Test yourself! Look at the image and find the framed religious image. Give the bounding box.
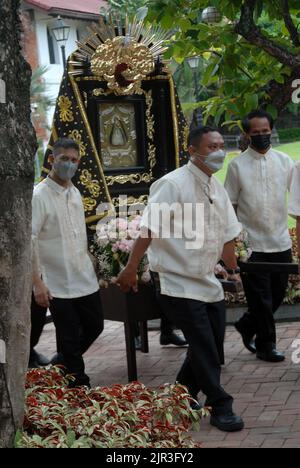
[99,101,138,170]
[94,95,148,174]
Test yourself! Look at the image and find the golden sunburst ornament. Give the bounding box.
[69,14,171,95]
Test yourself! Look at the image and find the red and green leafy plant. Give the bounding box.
[16,367,208,448]
[283,228,300,305]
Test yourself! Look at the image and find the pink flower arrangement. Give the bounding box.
[90,215,150,287]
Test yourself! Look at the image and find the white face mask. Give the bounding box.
[191,149,226,173]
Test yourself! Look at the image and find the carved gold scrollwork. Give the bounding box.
[68,130,87,157]
[112,195,149,206]
[93,88,108,97]
[91,37,155,96]
[82,197,97,213]
[106,172,152,186]
[183,125,189,152]
[58,96,74,122]
[145,91,155,140]
[79,169,101,198]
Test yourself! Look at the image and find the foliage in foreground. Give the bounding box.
[15,367,207,448]
[106,0,300,126]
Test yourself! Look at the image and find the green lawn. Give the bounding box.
[216,141,300,228]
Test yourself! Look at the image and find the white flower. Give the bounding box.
[118,231,127,240]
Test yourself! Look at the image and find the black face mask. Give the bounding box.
[250,134,271,151]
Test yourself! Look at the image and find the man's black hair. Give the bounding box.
[242,110,274,133]
[52,138,80,155]
[188,126,218,147]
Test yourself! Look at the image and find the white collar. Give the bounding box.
[45,176,74,194]
[187,161,212,184]
[247,146,273,160]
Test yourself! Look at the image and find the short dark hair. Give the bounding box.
[188,126,218,147]
[52,138,80,156]
[242,110,274,133]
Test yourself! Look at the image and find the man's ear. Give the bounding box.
[188,145,195,156]
[48,153,54,166]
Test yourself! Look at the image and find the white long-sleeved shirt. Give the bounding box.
[288,160,300,218]
[225,147,293,253]
[140,161,242,303]
[32,177,99,299]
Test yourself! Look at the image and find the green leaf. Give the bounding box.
[224,81,235,96]
[266,104,278,119]
[274,74,285,84]
[178,18,192,31]
[246,93,259,112]
[66,430,77,447]
[14,430,23,448]
[214,106,225,126]
[202,60,220,86]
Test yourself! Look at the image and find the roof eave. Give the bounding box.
[48,8,102,21]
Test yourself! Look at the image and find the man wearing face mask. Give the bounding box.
[32,138,104,387]
[115,126,245,432]
[225,110,294,363]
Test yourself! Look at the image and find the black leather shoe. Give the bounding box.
[234,321,256,354]
[29,349,50,368]
[256,344,285,363]
[210,412,244,432]
[160,332,187,347]
[190,401,203,411]
[50,352,66,367]
[35,351,50,366]
[28,359,39,369]
[69,376,91,389]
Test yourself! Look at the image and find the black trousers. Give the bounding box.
[30,294,48,355]
[134,313,175,338]
[49,290,104,386]
[155,291,233,415]
[160,314,174,335]
[239,249,292,351]
[30,294,61,359]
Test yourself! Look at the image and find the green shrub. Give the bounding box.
[277,128,300,143]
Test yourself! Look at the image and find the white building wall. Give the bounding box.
[34,9,91,129]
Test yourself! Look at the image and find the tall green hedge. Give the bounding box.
[278,128,300,143]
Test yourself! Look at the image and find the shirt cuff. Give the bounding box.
[224,222,242,244]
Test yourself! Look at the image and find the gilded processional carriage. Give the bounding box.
[41,14,189,235]
[40,15,300,382]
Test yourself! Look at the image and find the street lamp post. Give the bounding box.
[185,7,222,129]
[187,56,203,129]
[51,16,70,68]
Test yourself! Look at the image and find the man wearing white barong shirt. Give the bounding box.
[225,110,294,363]
[32,138,103,387]
[116,127,244,433]
[288,161,300,269]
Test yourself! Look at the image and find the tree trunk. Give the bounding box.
[235,0,300,115]
[0,0,36,448]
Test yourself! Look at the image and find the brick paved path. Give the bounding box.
[36,321,300,448]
